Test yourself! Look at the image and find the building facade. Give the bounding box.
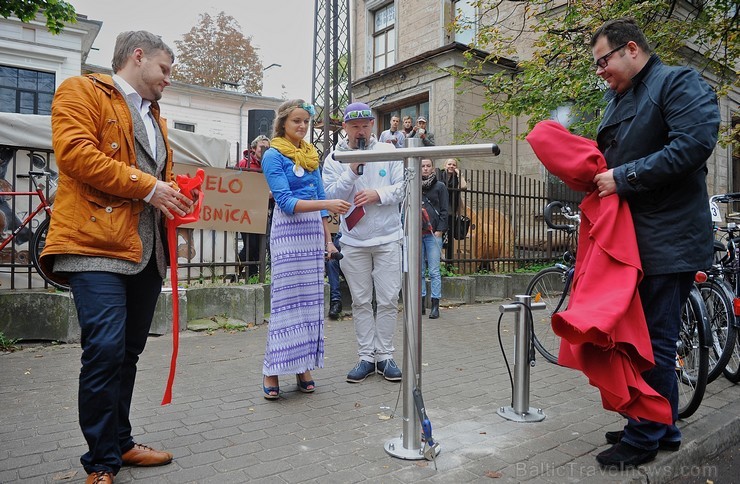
[351,0,541,177]
[350,0,737,194]
[0,12,282,166]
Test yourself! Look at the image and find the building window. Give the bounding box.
[174,122,195,132]
[0,66,55,115]
[453,0,478,46]
[373,3,395,71]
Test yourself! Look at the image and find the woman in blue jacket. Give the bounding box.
[260,99,350,399]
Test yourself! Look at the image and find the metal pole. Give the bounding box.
[498,295,547,422]
[322,0,331,158]
[331,143,500,164]
[332,142,499,458]
[386,136,423,458]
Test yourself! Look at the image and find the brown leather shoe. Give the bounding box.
[86,471,114,483]
[121,443,173,467]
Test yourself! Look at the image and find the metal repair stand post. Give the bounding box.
[497,295,547,422]
[333,139,500,460]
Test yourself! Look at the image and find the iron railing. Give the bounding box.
[0,146,581,290]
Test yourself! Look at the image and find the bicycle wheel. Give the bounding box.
[30,217,69,291]
[697,279,737,382]
[526,266,569,364]
[723,336,740,383]
[677,285,709,419]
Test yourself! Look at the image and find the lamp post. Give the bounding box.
[262,63,283,99]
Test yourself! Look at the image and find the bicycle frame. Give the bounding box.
[0,179,52,251]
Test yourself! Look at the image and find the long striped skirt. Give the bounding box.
[263,206,325,376]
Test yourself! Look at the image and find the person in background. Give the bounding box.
[326,231,344,320]
[236,135,271,278]
[260,99,350,400]
[437,158,468,260]
[420,158,448,319]
[238,134,270,171]
[590,18,720,468]
[379,115,405,148]
[407,116,435,146]
[401,115,414,138]
[323,102,405,383]
[41,31,192,484]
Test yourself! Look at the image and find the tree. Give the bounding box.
[0,0,76,34]
[451,0,738,145]
[172,12,263,94]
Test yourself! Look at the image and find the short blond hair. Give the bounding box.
[112,31,174,73]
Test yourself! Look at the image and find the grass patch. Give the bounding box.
[0,332,20,352]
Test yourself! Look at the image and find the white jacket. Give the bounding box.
[323,139,405,247]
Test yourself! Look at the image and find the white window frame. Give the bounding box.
[367,1,396,73]
[453,0,478,46]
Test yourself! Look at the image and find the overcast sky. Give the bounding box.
[69,0,315,100]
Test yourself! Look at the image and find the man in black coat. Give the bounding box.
[591,18,720,468]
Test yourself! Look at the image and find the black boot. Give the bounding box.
[429,298,440,319]
[328,300,342,320]
[421,296,426,315]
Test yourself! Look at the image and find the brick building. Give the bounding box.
[350,0,737,194]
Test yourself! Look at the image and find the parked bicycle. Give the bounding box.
[677,275,710,418]
[526,200,710,418]
[0,170,67,290]
[704,192,740,383]
[526,200,579,364]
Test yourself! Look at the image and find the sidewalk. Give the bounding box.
[1,302,738,483]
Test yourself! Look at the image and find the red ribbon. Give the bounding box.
[161,168,205,405]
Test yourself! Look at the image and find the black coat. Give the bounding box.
[422,180,449,233]
[597,55,720,275]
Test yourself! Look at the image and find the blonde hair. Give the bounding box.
[250,135,270,148]
[112,31,174,73]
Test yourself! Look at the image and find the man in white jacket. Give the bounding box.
[323,102,406,383]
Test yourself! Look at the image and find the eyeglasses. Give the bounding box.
[594,43,627,69]
[344,109,373,121]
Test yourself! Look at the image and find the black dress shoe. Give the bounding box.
[328,300,342,320]
[596,442,657,469]
[605,430,680,451]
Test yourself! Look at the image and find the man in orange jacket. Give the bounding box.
[41,31,194,484]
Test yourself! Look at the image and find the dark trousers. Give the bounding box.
[239,232,261,278]
[622,271,694,450]
[326,233,342,301]
[69,258,162,474]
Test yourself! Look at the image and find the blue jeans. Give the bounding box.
[68,258,163,474]
[326,233,342,302]
[621,272,694,450]
[421,233,443,299]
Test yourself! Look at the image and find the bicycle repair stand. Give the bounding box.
[497,295,547,422]
[333,138,500,462]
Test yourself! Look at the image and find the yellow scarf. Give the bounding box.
[270,137,320,172]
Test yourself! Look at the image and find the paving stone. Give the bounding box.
[1,302,739,483]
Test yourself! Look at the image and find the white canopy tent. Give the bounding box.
[0,112,240,291]
[0,112,231,168]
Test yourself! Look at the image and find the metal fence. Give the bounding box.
[445,169,582,274]
[0,146,581,290]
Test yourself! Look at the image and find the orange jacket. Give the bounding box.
[40,74,173,280]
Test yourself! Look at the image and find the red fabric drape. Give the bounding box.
[161,168,205,405]
[526,120,671,425]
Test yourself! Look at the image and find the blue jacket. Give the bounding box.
[597,55,720,275]
[261,147,328,218]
